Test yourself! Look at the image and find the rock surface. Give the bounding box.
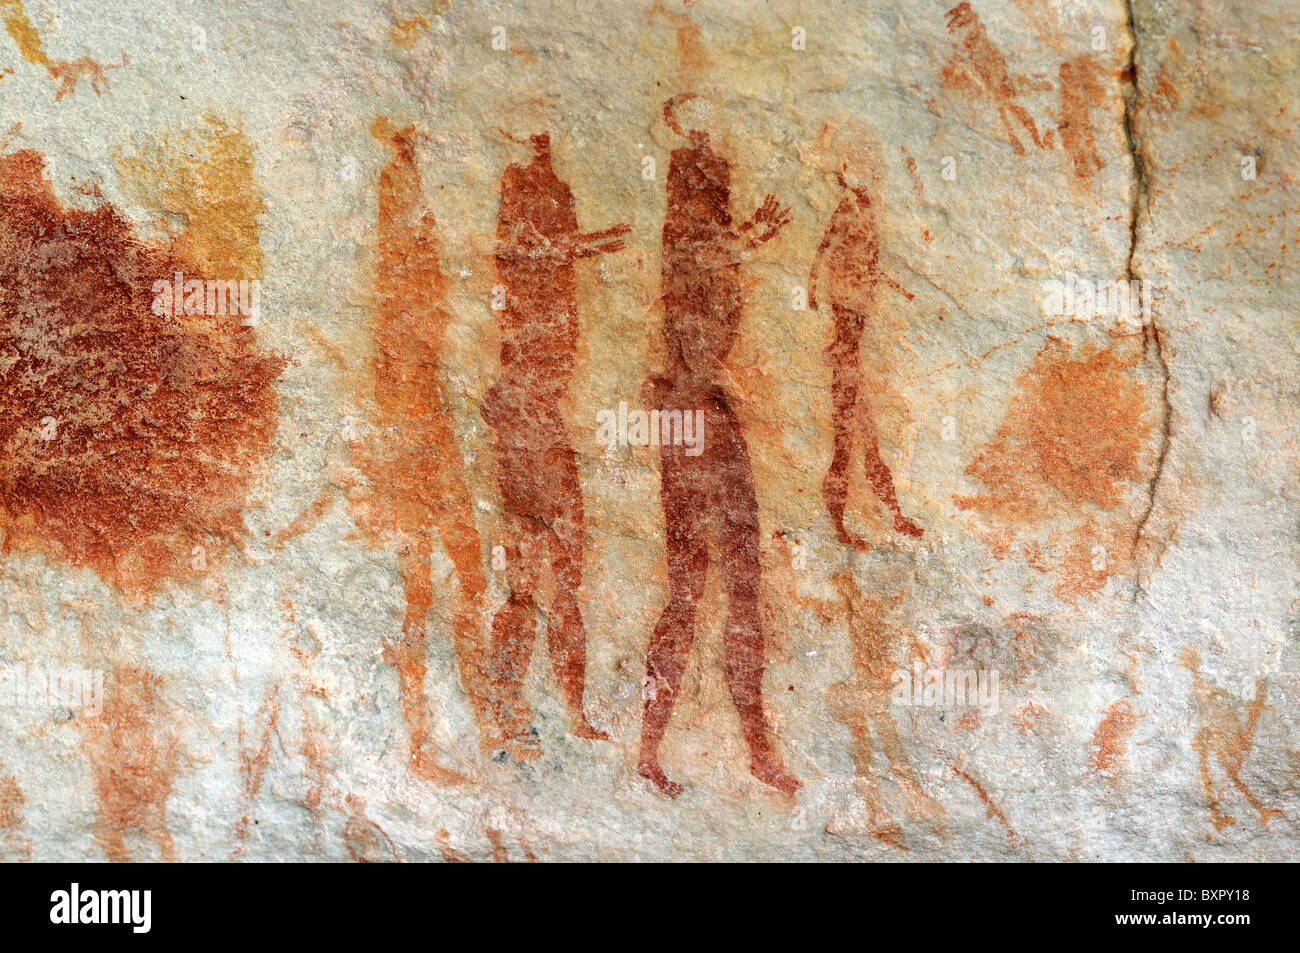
[0,0,1295,861]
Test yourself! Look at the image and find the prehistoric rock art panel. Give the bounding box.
[0,0,1292,865]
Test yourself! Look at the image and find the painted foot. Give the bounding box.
[751,758,800,797]
[574,718,612,742]
[893,514,924,538]
[638,761,684,798]
[834,526,869,551]
[412,748,467,786]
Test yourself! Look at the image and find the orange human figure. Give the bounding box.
[363,118,492,780]
[482,133,628,759]
[809,153,923,548]
[1180,646,1282,830]
[942,2,1044,156]
[637,95,798,799]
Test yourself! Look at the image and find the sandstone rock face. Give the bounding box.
[0,0,1294,861]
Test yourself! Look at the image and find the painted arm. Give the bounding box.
[881,272,915,301]
[572,223,631,260]
[737,195,791,251]
[808,229,834,310]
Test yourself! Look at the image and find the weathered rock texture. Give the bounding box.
[0,0,1295,861]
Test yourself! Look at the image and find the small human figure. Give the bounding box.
[942,2,1044,156]
[1180,646,1282,830]
[809,146,923,548]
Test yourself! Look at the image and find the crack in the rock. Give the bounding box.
[1122,0,1173,600]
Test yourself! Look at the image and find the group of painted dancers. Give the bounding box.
[369,96,923,798]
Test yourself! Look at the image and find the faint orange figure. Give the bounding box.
[942,2,1043,156]
[365,118,492,781]
[638,95,798,798]
[827,573,946,846]
[809,146,923,548]
[1180,646,1282,830]
[483,133,629,759]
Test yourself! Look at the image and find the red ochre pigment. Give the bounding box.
[0,149,283,596]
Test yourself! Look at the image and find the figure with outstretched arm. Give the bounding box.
[638,94,799,799]
[809,163,923,549]
[483,132,629,761]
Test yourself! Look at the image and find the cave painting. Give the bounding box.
[941,2,1044,156]
[353,118,494,781]
[1180,646,1282,831]
[482,132,629,759]
[637,94,798,799]
[827,573,946,847]
[809,140,924,548]
[0,0,126,99]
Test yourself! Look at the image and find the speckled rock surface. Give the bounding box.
[0,0,1295,861]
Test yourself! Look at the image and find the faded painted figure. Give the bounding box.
[483,133,629,759]
[366,118,491,781]
[1180,646,1282,831]
[809,144,923,547]
[941,2,1043,156]
[638,95,798,798]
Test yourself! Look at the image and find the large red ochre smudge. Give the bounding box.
[0,149,284,595]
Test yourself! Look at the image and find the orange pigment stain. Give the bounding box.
[0,126,283,599]
[956,338,1155,599]
[1090,698,1139,780]
[0,762,32,861]
[1057,55,1106,184]
[1011,701,1047,737]
[81,666,182,862]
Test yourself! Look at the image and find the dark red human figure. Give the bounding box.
[638,95,799,798]
[809,165,924,548]
[482,133,629,759]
